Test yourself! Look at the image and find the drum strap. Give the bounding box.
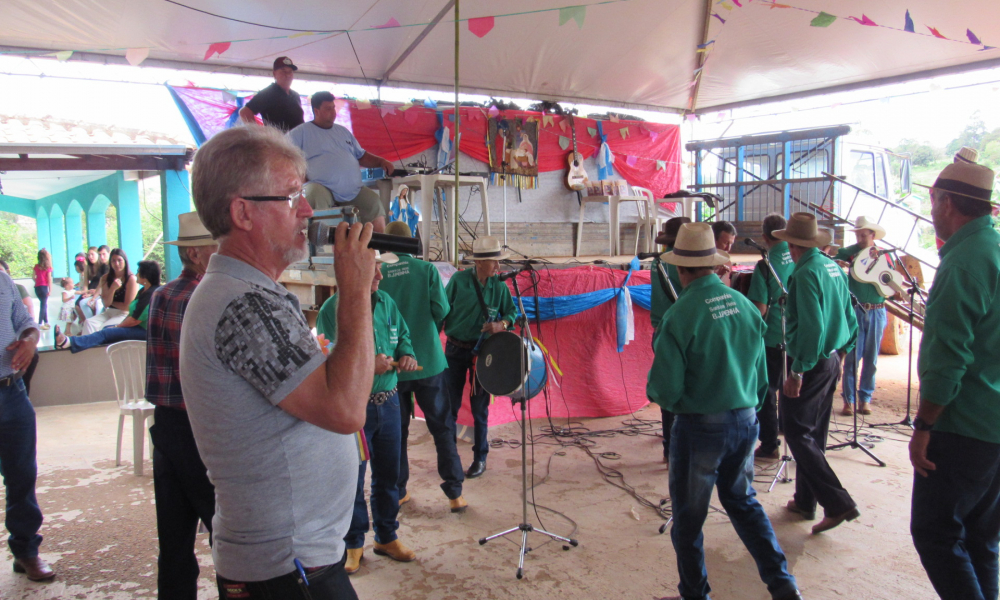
[654,258,671,298]
[472,275,492,324]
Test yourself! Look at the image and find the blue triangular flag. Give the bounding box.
[904,10,915,33]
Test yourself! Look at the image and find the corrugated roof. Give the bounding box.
[0,115,186,146]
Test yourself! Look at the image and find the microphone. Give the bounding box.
[744,238,768,255]
[497,270,521,282]
[307,221,421,255]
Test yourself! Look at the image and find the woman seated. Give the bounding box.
[81,248,139,335]
[55,260,161,353]
[75,246,108,329]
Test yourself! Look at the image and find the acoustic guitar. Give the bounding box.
[564,114,589,191]
[850,248,905,298]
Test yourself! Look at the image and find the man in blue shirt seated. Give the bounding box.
[288,91,396,232]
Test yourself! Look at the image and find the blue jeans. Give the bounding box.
[345,394,401,549]
[34,286,49,325]
[842,306,886,405]
[669,407,797,600]
[398,372,465,499]
[0,379,44,560]
[69,325,146,353]
[911,430,1000,600]
[444,342,491,463]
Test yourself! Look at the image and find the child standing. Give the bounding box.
[58,277,78,326]
[33,249,53,330]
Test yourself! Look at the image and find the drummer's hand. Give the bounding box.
[714,264,731,278]
[482,321,506,334]
[374,353,394,375]
[397,356,419,372]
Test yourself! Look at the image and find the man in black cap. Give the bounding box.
[239,56,304,132]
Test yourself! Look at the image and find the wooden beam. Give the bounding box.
[0,156,188,171]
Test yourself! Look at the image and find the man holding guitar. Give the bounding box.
[833,216,891,417]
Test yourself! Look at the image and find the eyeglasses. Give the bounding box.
[242,189,306,209]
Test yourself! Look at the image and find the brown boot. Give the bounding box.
[398,491,411,506]
[812,507,861,534]
[840,404,854,416]
[344,548,363,574]
[449,495,468,513]
[858,402,872,415]
[13,556,55,581]
[373,539,416,562]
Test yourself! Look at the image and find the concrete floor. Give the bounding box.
[0,348,935,599]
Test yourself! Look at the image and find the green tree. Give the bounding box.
[0,213,39,278]
[894,139,942,167]
[945,112,987,156]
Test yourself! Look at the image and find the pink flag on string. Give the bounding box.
[204,42,231,60]
[648,130,658,142]
[848,14,878,26]
[375,17,401,29]
[488,105,500,118]
[468,16,495,38]
[927,26,948,39]
[626,156,638,167]
[380,105,396,117]
[404,109,420,125]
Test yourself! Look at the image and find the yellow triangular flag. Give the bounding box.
[721,1,734,10]
[542,115,554,127]
[609,114,620,123]
[619,127,629,139]
[559,119,568,132]
[289,32,315,38]
[53,50,73,61]
[400,102,412,111]
[357,99,371,110]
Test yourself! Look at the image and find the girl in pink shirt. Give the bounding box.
[33,249,53,329]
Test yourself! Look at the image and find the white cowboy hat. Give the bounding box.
[915,161,997,205]
[849,216,886,240]
[771,212,833,248]
[469,236,509,261]
[375,250,398,264]
[164,212,216,246]
[659,222,730,268]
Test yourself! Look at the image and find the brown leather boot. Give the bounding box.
[13,556,55,581]
[372,539,416,562]
[449,495,468,513]
[344,548,363,574]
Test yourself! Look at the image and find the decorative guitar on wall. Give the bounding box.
[564,114,589,191]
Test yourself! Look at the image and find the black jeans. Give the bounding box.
[757,346,785,454]
[33,286,48,325]
[217,554,358,600]
[150,406,216,600]
[660,407,674,458]
[444,342,492,463]
[398,372,465,499]
[911,430,1000,600]
[780,354,855,517]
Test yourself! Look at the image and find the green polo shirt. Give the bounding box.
[647,274,768,414]
[378,254,450,381]
[786,247,858,373]
[919,216,1000,444]
[746,241,795,348]
[443,268,517,343]
[835,243,888,304]
[316,289,415,394]
[650,254,682,329]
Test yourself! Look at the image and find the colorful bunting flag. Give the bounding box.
[404,109,420,125]
[53,50,73,61]
[125,47,149,66]
[609,114,620,123]
[375,17,401,29]
[619,127,629,139]
[357,99,372,110]
[721,2,734,10]
[927,26,947,39]
[848,14,877,26]
[559,6,587,29]
[488,105,500,117]
[559,119,568,132]
[696,40,715,49]
[731,0,742,6]
[656,160,666,171]
[203,42,231,60]
[769,3,792,8]
[558,136,570,151]
[904,10,915,33]
[289,32,314,39]
[810,12,837,27]
[649,130,658,142]
[469,16,495,38]
[380,105,396,117]
[968,29,983,45]
[587,127,598,137]
[625,155,638,167]
[423,98,437,108]
[542,115,555,127]
[400,102,412,111]
[712,13,726,24]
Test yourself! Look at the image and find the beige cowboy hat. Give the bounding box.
[375,250,398,264]
[654,216,692,246]
[384,221,413,238]
[771,212,833,248]
[164,212,216,246]
[915,161,997,205]
[469,236,509,261]
[660,222,730,267]
[954,146,979,164]
[849,216,886,240]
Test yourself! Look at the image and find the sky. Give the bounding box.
[4,54,1000,150]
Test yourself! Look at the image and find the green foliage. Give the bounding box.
[139,178,165,268]
[0,213,39,278]
[945,112,987,157]
[894,139,942,167]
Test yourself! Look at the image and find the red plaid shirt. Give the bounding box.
[145,268,201,408]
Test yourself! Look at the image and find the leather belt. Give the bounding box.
[446,337,477,350]
[369,388,397,406]
[861,303,885,311]
[0,374,21,388]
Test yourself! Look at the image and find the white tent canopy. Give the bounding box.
[3,0,1000,113]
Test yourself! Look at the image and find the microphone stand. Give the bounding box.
[827,293,886,467]
[478,264,578,579]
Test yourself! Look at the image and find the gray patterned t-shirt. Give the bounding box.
[180,254,359,582]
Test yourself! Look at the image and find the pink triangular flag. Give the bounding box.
[559,119,568,132]
[404,109,420,125]
[204,42,231,60]
[468,16,495,38]
[125,47,149,66]
[380,105,396,117]
[625,155,638,167]
[375,17,401,29]
[609,114,620,123]
[848,14,878,26]
[488,105,500,118]
[927,26,948,39]
[648,130,658,142]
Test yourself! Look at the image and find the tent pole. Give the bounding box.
[687,0,714,114]
[453,0,461,266]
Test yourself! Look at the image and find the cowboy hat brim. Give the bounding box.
[914,182,1000,206]
[660,249,730,268]
[654,233,677,246]
[164,235,216,247]
[849,224,886,240]
[771,227,833,248]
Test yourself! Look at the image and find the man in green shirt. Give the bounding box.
[316,251,420,574]
[773,212,860,535]
[647,223,801,600]
[379,221,467,514]
[747,214,795,459]
[909,162,1000,599]
[650,216,688,463]
[834,216,890,416]
[443,236,517,479]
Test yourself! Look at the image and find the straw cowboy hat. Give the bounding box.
[850,216,886,240]
[954,146,979,164]
[915,161,997,205]
[659,222,730,268]
[771,212,833,248]
[374,250,398,264]
[655,216,692,246]
[164,212,216,246]
[469,236,509,260]
[384,221,413,238]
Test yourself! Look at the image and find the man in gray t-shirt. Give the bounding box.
[181,125,377,599]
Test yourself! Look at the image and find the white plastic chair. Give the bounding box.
[628,186,658,254]
[107,340,155,476]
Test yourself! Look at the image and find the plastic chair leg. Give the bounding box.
[116,414,125,467]
[132,411,145,476]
